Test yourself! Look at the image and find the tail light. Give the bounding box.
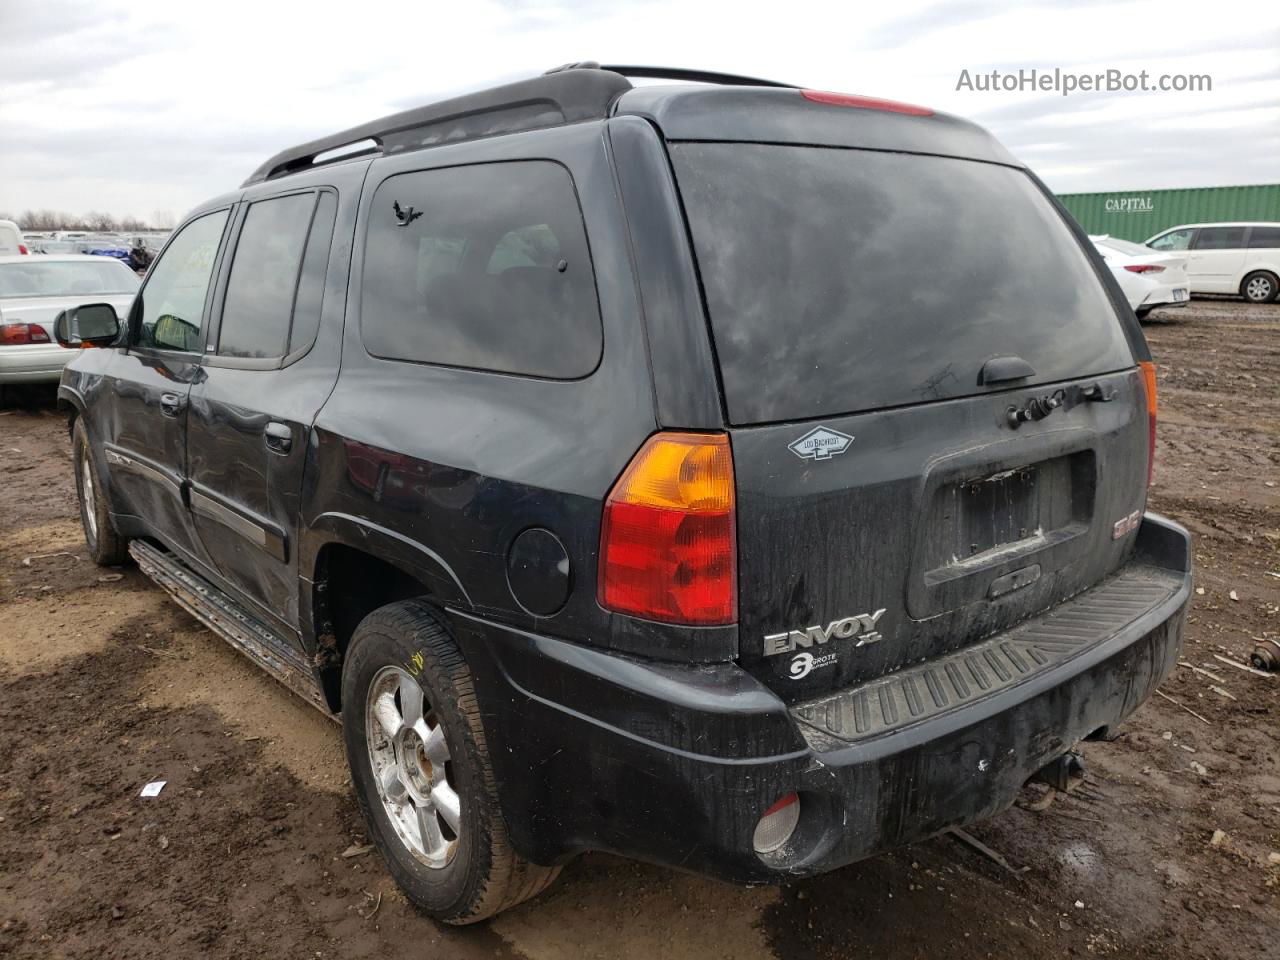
[599,432,736,625]
[801,89,933,116]
[0,322,51,345]
[1139,361,1157,486]
[1125,264,1165,274]
[18,244,29,255]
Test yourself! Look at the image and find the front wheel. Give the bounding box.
[72,418,129,566]
[341,600,559,923]
[1242,270,1278,304]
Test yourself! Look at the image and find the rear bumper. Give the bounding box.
[453,513,1191,882]
[0,344,71,382]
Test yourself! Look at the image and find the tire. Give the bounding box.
[72,418,130,566]
[1241,270,1279,304]
[341,600,559,923]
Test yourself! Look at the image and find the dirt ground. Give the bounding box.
[1,298,1276,960]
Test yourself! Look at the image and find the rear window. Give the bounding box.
[360,161,601,379]
[0,259,140,298]
[671,143,1132,423]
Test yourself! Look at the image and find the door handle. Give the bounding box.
[159,393,186,418]
[264,422,293,454]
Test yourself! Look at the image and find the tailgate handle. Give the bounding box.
[979,355,1035,385]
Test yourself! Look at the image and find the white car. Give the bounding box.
[1145,222,1280,304]
[1090,235,1190,318]
[0,255,139,402]
[0,219,28,256]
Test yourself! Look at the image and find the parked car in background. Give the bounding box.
[1145,222,1280,303]
[0,255,139,404]
[1091,235,1190,318]
[0,220,28,256]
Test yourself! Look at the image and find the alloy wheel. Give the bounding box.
[364,666,461,868]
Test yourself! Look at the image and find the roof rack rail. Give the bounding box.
[241,67,631,187]
[243,62,796,187]
[596,64,797,88]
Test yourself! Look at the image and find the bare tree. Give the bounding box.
[84,211,117,232]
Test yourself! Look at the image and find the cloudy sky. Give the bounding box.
[1,0,1276,223]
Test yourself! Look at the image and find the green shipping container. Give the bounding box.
[1056,183,1280,242]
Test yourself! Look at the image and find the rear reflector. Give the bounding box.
[800,89,933,116]
[753,793,800,854]
[0,322,51,345]
[1139,361,1157,486]
[599,432,736,625]
[1124,264,1165,274]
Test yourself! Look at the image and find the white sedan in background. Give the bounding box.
[0,255,139,404]
[1090,235,1190,319]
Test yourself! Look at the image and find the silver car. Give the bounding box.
[0,255,139,402]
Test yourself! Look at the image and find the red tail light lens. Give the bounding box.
[18,244,29,255]
[1124,264,1165,274]
[599,432,736,625]
[1139,361,1157,486]
[800,89,933,116]
[0,322,51,345]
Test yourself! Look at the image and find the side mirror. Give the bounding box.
[53,303,121,349]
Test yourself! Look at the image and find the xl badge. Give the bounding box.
[788,426,853,461]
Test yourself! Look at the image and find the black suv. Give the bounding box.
[55,64,1192,923]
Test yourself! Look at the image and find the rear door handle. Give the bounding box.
[264,422,293,454]
[159,393,186,418]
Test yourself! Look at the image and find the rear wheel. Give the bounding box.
[1242,270,1278,304]
[72,419,129,566]
[341,600,559,923]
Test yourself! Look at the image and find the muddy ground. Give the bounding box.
[1,298,1276,960]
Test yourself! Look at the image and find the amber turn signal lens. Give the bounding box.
[598,432,736,625]
[1139,361,1157,486]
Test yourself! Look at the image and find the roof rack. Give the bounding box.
[243,63,796,187]
[595,64,796,88]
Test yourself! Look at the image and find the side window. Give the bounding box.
[287,191,338,355]
[361,160,601,379]
[218,193,315,358]
[1149,229,1193,252]
[135,210,229,351]
[1192,227,1246,250]
[1247,226,1280,249]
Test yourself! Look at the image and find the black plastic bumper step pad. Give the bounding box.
[791,564,1181,744]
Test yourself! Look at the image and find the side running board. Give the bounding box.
[130,541,333,718]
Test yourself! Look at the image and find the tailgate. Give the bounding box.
[669,139,1148,699]
[730,368,1148,698]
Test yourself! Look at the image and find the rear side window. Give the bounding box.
[671,143,1132,423]
[286,191,338,355]
[1248,226,1280,249]
[361,161,601,379]
[219,193,315,358]
[1192,227,1247,250]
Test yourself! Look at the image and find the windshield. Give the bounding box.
[671,142,1132,423]
[0,260,140,298]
